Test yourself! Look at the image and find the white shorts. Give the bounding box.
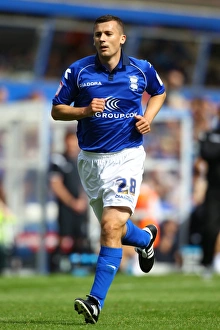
[77,146,146,222]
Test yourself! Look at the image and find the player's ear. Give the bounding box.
[120,34,126,45]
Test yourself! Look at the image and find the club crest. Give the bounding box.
[129,76,138,91]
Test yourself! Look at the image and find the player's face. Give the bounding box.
[93,21,126,61]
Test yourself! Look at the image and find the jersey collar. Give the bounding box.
[95,50,130,72]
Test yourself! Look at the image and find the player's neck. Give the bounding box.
[99,51,121,72]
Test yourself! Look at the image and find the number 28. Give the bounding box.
[116,178,136,195]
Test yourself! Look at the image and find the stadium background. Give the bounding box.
[0,0,220,274]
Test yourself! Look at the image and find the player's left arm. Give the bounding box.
[135,92,166,135]
[135,61,166,135]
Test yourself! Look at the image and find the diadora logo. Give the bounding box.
[79,81,102,87]
[115,194,133,202]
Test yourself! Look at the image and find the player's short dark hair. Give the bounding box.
[94,15,124,33]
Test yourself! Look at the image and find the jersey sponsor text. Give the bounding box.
[94,112,137,119]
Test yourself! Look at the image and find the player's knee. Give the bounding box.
[101,218,122,240]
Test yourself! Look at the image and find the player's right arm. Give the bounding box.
[51,63,105,121]
[51,98,105,121]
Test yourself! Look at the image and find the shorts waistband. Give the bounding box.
[80,146,143,160]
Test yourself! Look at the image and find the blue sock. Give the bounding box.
[90,246,122,309]
[122,219,151,248]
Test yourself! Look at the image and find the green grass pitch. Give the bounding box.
[0,273,220,329]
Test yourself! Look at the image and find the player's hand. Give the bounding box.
[134,115,151,134]
[84,98,106,116]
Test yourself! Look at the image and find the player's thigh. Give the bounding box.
[103,148,145,213]
[90,198,103,223]
[101,206,131,229]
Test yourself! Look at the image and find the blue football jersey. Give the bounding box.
[53,51,165,152]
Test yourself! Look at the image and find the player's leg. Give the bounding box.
[88,206,129,307]
[78,206,156,320]
[122,219,158,273]
[110,147,157,272]
[75,148,157,323]
[74,205,127,324]
[122,218,153,247]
